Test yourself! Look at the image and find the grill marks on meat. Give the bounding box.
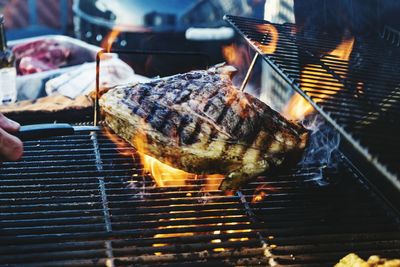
[129,73,229,146]
[100,64,309,190]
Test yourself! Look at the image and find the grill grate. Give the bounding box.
[0,131,399,266]
[224,15,400,191]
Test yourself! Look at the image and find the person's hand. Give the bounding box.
[0,113,23,161]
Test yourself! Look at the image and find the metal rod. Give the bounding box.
[108,247,266,264]
[239,53,259,91]
[94,50,104,126]
[91,131,115,267]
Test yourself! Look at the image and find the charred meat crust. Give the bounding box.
[100,64,309,190]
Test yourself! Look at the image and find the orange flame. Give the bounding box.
[152,220,252,253]
[222,25,278,70]
[103,127,256,254]
[283,36,355,121]
[222,43,251,68]
[120,118,224,190]
[104,119,224,191]
[256,24,279,54]
[103,127,134,157]
[222,43,239,65]
[101,29,121,52]
[282,95,314,122]
[132,125,189,187]
[251,184,277,203]
[132,131,224,189]
[141,154,190,187]
[252,191,267,203]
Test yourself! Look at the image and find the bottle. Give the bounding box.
[0,14,16,104]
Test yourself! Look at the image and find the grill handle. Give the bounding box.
[16,124,102,141]
[16,124,75,141]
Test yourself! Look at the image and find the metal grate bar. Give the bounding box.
[91,131,115,266]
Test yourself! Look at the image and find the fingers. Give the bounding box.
[0,112,20,133]
[0,127,23,161]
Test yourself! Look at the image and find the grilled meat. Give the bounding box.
[100,64,309,190]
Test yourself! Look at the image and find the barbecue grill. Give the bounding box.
[1,1,400,266]
[1,131,399,266]
[72,0,258,77]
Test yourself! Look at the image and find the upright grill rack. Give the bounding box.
[0,131,399,266]
[224,15,400,193]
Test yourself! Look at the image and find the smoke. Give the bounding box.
[127,175,150,200]
[299,114,341,185]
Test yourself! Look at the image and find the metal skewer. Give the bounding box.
[239,53,259,92]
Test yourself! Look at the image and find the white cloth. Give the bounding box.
[45,58,148,99]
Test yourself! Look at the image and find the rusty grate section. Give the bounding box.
[224,15,400,192]
[0,131,399,266]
